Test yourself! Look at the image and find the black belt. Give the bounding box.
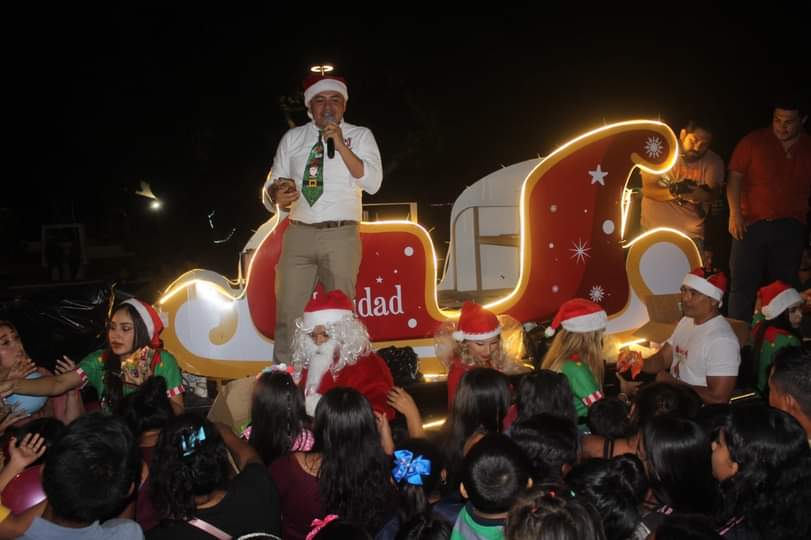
[290,219,358,229]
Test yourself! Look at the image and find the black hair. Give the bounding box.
[586,397,633,440]
[771,346,811,418]
[439,368,511,494]
[8,417,67,467]
[515,369,577,425]
[312,387,397,533]
[634,381,700,427]
[461,433,530,515]
[655,513,722,540]
[683,119,714,135]
[751,310,802,390]
[641,416,714,514]
[118,375,174,438]
[149,413,231,520]
[394,515,452,540]
[42,413,140,524]
[505,484,606,540]
[773,93,808,118]
[249,370,309,465]
[509,414,578,483]
[103,302,151,412]
[565,455,647,540]
[716,405,811,539]
[392,438,444,526]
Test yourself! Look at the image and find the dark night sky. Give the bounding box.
[7,11,809,280]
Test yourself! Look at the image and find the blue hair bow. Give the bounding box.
[392,450,431,485]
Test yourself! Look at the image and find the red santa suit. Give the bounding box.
[294,290,395,420]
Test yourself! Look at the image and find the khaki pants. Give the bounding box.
[273,221,361,363]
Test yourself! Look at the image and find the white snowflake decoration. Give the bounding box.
[569,239,591,264]
[589,285,606,303]
[644,136,664,159]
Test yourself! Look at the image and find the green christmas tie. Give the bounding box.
[301,134,325,206]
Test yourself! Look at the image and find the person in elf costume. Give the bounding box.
[751,280,804,394]
[8,299,184,415]
[541,299,607,419]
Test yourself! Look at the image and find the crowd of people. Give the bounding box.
[0,74,808,540]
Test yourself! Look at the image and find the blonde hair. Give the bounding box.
[540,329,605,388]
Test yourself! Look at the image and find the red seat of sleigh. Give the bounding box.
[1,464,46,514]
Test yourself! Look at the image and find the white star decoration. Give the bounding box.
[589,285,606,303]
[589,164,608,186]
[569,239,591,264]
[375,276,383,284]
[644,136,664,159]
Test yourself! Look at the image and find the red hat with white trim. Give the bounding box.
[121,298,164,348]
[303,74,348,108]
[302,289,354,329]
[682,267,727,306]
[453,302,501,342]
[545,298,607,337]
[758,280,803,320]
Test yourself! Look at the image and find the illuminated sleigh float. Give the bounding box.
[158,120,699,379]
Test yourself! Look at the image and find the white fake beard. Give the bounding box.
[304,338,338,396]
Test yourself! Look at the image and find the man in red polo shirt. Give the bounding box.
[727,99,811,321]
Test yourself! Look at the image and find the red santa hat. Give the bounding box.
[758,280,803,320]
[682,267,727,306]
[302,289,354,329]
[545,298,607,337]
[303,74,348,108]
[453,302,501,342]
[121,298,164,348]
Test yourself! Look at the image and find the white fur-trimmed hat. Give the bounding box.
[303,74,348,108]
[759,280,803,320]
[682,267,727,306]
[545,298,607,338]
[453,301,501,342]
[121,298,164,348]
[301,289,354,329]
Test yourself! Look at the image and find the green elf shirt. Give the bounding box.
[77,348,184,405]
[752,313,801,393]
[561,359,604,418]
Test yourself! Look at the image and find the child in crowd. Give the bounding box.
[147,414,281,539]
[250,368,313,465]
[541,299,607,419]
[439,368,511,500]
[751,281,803,394]
[451,433,531,540]
[712,404,811,539]
[512,370,577,426]
[0,319,81,424]
[504,485,605,540]
[0,433,47,538]
[377,438,446,540]
[508,414,577,484]
[566,455,649,540]
[20,413,143,539]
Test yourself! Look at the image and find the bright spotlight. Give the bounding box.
[150,200,162,210]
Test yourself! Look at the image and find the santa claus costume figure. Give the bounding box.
[541,298,607,419]
[440,301,527,407]
[291,289,394,419]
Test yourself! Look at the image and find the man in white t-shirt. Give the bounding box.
[641,268,741,404]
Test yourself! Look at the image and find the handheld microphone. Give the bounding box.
[324,112,336,159]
